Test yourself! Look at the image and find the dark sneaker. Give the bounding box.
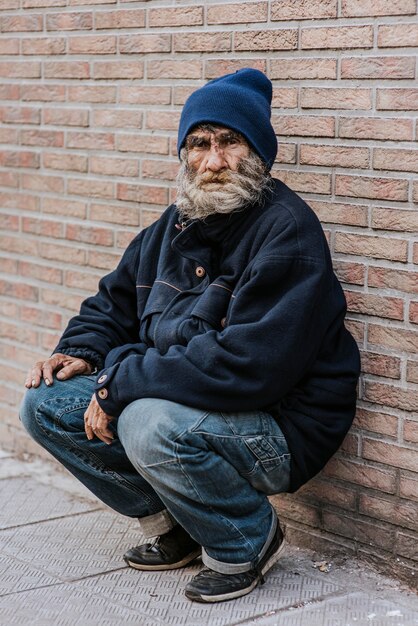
[185,522,285,603]
[124,524,201,571]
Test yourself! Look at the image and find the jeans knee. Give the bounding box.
[118,398,193,468]
[19,387,47,441]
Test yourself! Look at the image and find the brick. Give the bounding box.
[355,407,398,438]
[22,37,66,55]
[146,111,181,132]
[300,144,369,169]
[39,242,86,266]
[407,360,418,384]
[0,0,19,7]
[272,115,335,137]
[0,170,19,188]
[95,9,145,29]
[275,143,297,164]
[338,116,412,141]
[400,475,418,501]
[300,479,356,510]
[373,148,418,174]
[369,324,418,354]
[0,322,38,347]
[44,61,90,80]
[69,0,115,4]
[301,26,373,50]
[341,56,415,79]
[333,260,366,285]
[205,59,266,79]
[0,62,40,79]
[43,107,89,127]
[19,260,63,284]
[141,210,163,229]
[301,87,371,110]
[270,58,337,80]
[88,249,122,270]
[43,152,88,173]
[149,6,203,27]
[119,34,171,54]
[21,306,62,330]
[345,290,404,321]
[46,11,92,31]
[0,38,19,55]
[207,2,267,24]
[65,269,101,292]
[94,61,144,80]
[324,457,396,494]
[117,134,169,155]
[274,497,321,527]
[345,319,364,344]
[68,85,116,104]
[2,106,41,125]
[66,223,113,247]
[2,150,40,169]
[69,36,116,55]
[335,233,408,262]
[360,493,418,532]
[0,127,18,143]
[364,381,418,413]
[93,109,142,129]
[276,170,331,195]
[23,0,66,6]
[21,84,66,102]
[377,89,418,110]
[175,32,231,53]
[117,183,169,206]
[410,301,418,325]
[90,156,138,177]
[21,129,64,148]
[336,175,408,202]
[42,197,86,218]
[235,30,297,51]
[342,0,416,17]
[378,24,418,47]
[396,532,418,562]
[271,88,298,109]
[67,131,114,151]
[363,437,418,475]
[0,213,19,230]
[359,351,401,380]
[21,173,64,194]
[67,177,114,200]
[404,420,418,444]
[147,60,201,80]
[271,0,337,20]
[0,191,39,212]
[368,266,418,295]
[40,288,84,312]
[0,280,38,302]
[323,511,394,551]
[0,14,43,32]
[142,160,179,182]
[0,234,38,257]
[116,230,137,249]
[89,203,139,226]
[310,201,368,227]
[119,86,171,106]
[0,84,20,101]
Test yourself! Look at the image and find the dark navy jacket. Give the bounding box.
[55,179,361,492]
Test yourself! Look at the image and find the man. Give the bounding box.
[20,69,360,603]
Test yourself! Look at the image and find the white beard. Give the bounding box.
[175,151,272,221]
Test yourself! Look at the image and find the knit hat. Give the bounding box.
[177,68,277,170]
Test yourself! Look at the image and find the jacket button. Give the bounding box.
[221,317,227,328]
[195,266,206,278]
[98,388,108,400]
[98,374,107,383]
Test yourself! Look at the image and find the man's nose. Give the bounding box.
[205,145,227,171]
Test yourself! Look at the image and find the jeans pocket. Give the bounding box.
[244,436,291,495]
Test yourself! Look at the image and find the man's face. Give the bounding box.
[185,126,250,182]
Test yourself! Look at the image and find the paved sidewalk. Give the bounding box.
[0,449,417,626]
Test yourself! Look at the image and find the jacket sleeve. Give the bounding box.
[53,232,143,371]
[95,254,338,416]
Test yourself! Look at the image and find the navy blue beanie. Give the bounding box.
[177,68,277,170]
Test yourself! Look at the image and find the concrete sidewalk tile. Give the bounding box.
[0,509,143,581]
[241,591,418,626]
[0,562,341,626]
[0,553,60,596]
[0,476,98,529]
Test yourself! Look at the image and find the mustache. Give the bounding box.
[192,170,232,186]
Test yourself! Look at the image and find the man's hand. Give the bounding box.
[84,394,114,445]
[25,353,93,389]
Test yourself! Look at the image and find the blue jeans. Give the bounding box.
[20,375,291,574]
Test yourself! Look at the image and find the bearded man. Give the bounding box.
[20,69,360,603]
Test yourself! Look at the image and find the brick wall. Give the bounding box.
[0,0,417,583]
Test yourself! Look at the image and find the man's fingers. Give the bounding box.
[25,363,43,388]
[56,359,90,381]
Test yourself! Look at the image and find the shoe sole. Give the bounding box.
[185,538,286,603]
[124,548,201,571]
